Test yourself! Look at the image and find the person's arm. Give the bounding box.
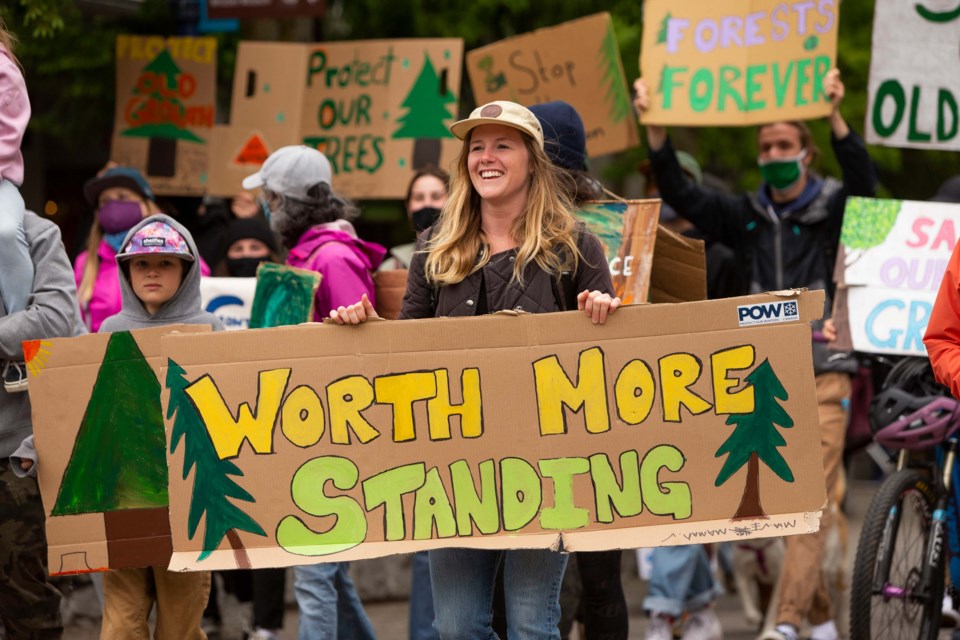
[0,52,29,182]
[10,435,36,478]
[573,231,620,323]
[398,233,436,320]
[633,78,751,248]
[823,69,876,199]
[0,217,84,359]
[925,242,960,400]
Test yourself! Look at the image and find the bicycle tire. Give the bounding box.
[851,469,944,640]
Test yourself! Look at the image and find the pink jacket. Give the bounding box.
[0,47,28,186]
[286,221,386,321]
[75,239,211,332]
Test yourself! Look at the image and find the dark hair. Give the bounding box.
[405,166,451,207]
[268,182,359,249]
[757,120,820,165]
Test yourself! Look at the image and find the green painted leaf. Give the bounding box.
[841,197,902,250]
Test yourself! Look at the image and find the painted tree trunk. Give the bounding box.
[227,528,252,569]
[412,138,441,170]
[733,453,768,520]
[105,507,172,570]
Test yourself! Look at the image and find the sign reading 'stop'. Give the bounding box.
[640,0,839,126]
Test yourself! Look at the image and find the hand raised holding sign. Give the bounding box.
[823,68,850,138]
[329,293,378,325]
[633,78,667,152]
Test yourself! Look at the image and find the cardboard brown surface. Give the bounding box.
[110,36,217,196]
[162,290,825,571]
[466,13,639,157]
[373,270,408,320]
[28,325,211,575]
[650,225,708,304]
[640,1,839,126]
[208,39,464,199]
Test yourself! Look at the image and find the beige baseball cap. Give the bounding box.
[449,101,545,149]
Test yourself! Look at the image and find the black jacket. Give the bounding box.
[399,226,613,319]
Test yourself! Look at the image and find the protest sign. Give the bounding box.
[866,0,960,150]
[578,200,660,304]
[640,0,838,126]
[201,277,257,331]
[110,36,217,196]
[160,290,825,571]
[207,39,464,199]
[249,263,322,329]
[835,197,959,356]
[466,13,638,157]
[27,326,211,575]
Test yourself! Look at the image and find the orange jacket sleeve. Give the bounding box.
[925,240,960,400]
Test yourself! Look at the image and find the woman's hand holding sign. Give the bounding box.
[330,294,378,325]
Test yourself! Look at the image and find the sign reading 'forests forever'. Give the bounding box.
[206,39,463,199]
[640,0,839,126]
[111,36,217,196]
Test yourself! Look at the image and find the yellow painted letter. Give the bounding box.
[374,372,437,442]
[711,345,756,414]
[428,369,483,440]
[533,347,610,435]
[327,376,380,444]
[659,354,712,422]
[615,359,656,425]
[281,385,325,448]
[186,369,290,459]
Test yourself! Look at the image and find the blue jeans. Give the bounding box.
[429,548,567,640]
[0,179,32,315]
[294,561,375,640]
[409,551,438,640]
[643,545,716,618]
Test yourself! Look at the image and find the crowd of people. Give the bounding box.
[5,11,960,640]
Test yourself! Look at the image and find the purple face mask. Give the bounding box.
[98,200,143,234]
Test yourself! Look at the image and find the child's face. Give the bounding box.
[128,255,186,315]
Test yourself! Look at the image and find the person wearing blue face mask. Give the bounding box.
[633,69,876,640]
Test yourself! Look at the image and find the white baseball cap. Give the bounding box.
[450,101,545,149]
[242,145,333,201]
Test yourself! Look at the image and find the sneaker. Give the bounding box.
[646,613,675,640]
[945,595,960,628]
[2,361,27,393]
[682,607,722,640]
[759,625,799,640]
[247,629,279,640]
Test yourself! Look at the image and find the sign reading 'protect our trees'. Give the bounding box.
[640,0,839,126]
[154,291,826,571]
[111,36,217,196]
[206,39,464,199]
[867,0,960,150]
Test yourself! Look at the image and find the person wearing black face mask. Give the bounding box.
[213,217,280,278]
[381,166,450,271]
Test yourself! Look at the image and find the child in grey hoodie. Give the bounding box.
[99,214,221,639]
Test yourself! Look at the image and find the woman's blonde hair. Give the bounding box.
[77,198,160,306]
[424,131,580,286]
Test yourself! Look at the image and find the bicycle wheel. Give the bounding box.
[851,469,944,640]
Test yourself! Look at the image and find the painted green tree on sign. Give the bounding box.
[393,53,455,140]
[167,359,266,567]
[122,49,204,143]
[53,331,167,516]
[597,23,631,124]
[715,359,794,520]
[840,197,902,268]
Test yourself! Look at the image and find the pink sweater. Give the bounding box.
[0,47,28,185]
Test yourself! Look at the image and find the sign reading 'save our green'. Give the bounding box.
[640,0,839,126]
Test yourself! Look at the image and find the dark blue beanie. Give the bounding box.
[529,101,588,172]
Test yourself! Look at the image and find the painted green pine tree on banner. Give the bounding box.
[714,359,794,520]
[122,49,204,143]
[597,24,632,124]
[167,359,266,567]
[393,53,456,140]
[53,331,168,515]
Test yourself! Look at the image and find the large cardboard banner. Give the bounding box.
[579,200,660,304]
[466,14,638,157]
[207,39,464,199]
[159,291,825,571]
[837,197,958,356]
[110,36,217,196]
[640,0,839,126]
[866,1,960,150]
[27,326,211,575]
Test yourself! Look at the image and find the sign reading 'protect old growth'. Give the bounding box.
[640,0,839,126]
